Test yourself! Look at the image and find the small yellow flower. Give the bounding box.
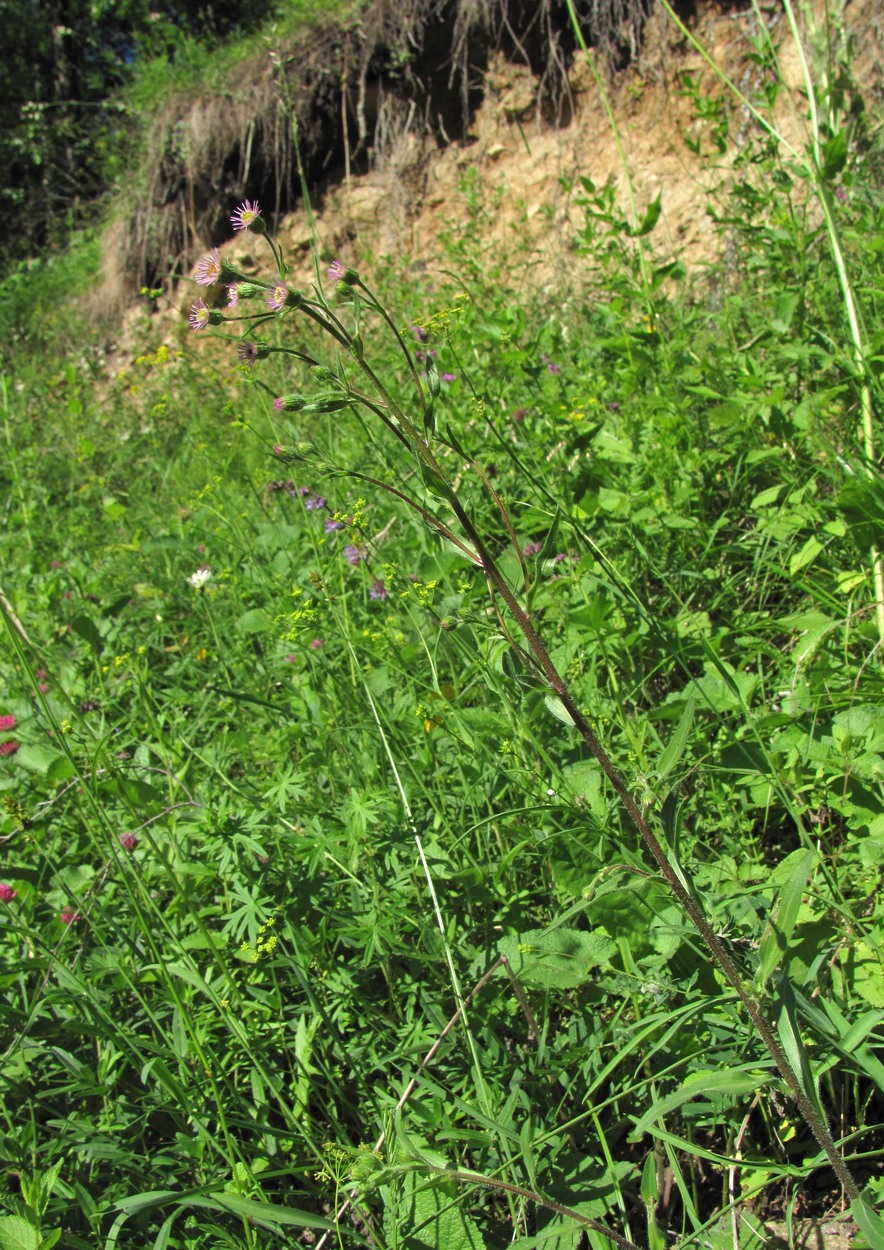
[195,648,207,661]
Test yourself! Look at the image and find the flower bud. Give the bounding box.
[327,259,359,284]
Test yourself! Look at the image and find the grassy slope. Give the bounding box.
[0,5,883,1249]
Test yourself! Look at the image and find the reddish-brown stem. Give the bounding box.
[442,492,860,1201]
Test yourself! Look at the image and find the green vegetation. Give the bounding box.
[1,4,883,1249]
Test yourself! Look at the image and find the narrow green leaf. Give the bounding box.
[191,1193,335,1230]
[628,193,662,237]
[426,354,441,400]
[656,696,695,780]
[632,1068,767,1137]
[775,979,826,1125]
[641,1154,665,1250]
[152,1213,178,1250]
[755,849,813,992]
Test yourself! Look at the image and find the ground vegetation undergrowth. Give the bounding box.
[1,3,884,1248]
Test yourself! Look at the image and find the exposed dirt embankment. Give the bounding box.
[108,0,882,356]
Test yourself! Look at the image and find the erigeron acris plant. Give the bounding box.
[187,199,878,1237]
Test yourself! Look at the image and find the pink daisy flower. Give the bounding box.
[189,300,211,331]
[227,284,240,309]
[195,248,222,286]
[266,283,288,312]
[230,199,261,231]
[328,259,346,281]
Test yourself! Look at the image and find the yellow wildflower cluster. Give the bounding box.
[239,919,278,965]
[276,589,320,643]
[404,295,470,342]
[401,579,438,607]
[562,397,599,422]
[134,344,174,368]
[196,475,223,502]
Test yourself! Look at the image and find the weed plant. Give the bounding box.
[1,13,883,1250]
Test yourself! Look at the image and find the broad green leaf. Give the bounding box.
[0,1216,40,1250]
[852,1192,884,1250]
[789,535,824,575]
[390,1170,485,1250]
[497,927,617,989]
[544,693,577,728]
[509,1220,583,1249]
[755,849,813,991]
[822,130,847,179]
[235,608,272,633]
[631,1068,767,1137]
[13,745,65,776]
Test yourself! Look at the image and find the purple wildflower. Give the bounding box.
[441,373,457,383]
[227,284,240,309]
[0,883,17,902]
[189,300,211,332]
[230,199,261,231]
[325,518,344,533]
[195,248,222,286]
[343,544,364,566]
[266,283,289,312]
[512,408,527,422]
[522,541,543,557]
[835,186,847,203]
[369,580,387,601]
[308,638,323,651]
[328,259,346,281]
[305,495,326,511]
[237,340,262,365]
[60,906,82,925]
[410,325,429,342]
[547,362,561,375]
[119,833,138,851]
